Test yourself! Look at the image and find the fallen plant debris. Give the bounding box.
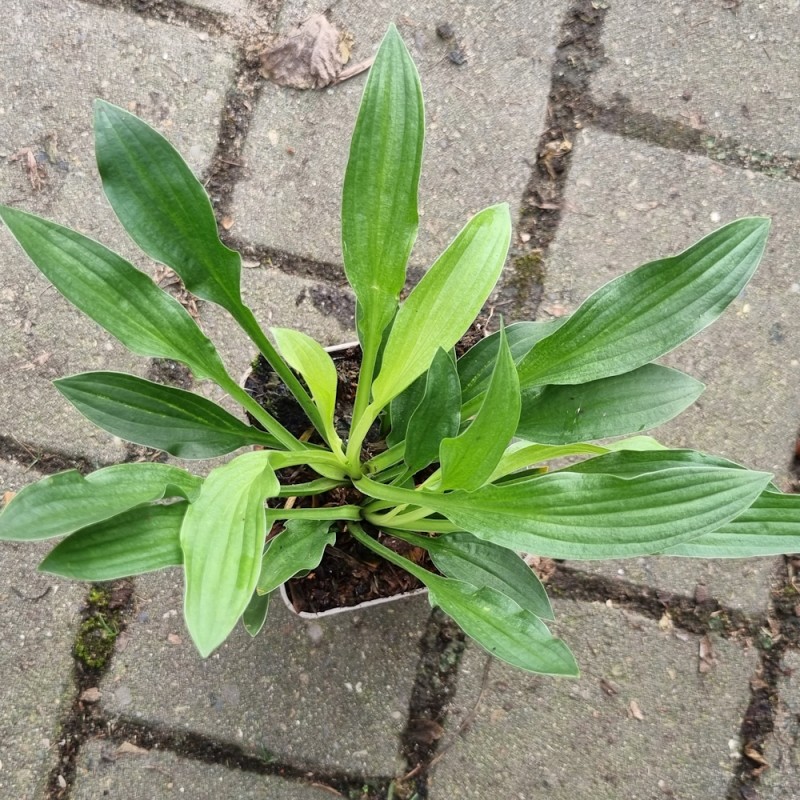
[260,14,356,89]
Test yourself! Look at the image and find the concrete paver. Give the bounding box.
[542,128,800,612]
[72,740,335,800]
[430,599,757,799]
[762,649,800,798]
[0,0,236,460]
[0,461,84,800]
[100,570,429,774]
[593,0,800,157]
[233,0,567,268]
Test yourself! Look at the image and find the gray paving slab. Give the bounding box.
[100,569,429,774]
[0,0,237,460]
[430,599,757,799]
[762,648,800,798]
[185,0,251,13]
[542,128,800,613]
[233,0,565,269]
[73,739,334,800]
[0,460,85,800]
[593,0,800,158]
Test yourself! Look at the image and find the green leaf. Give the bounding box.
[426,580,577,676]
[563,448,746,477]
[349,524,577,676]
[440,327,520,491]
[0,205,228,383]
[0,464,202,542]
[342,24,424,354]
[242,589,271,637]
[387,371,427,447]
[516,364,704,444]
[357,466,772,559]
[517,218,770,387]
[181,452,278,657]
[458,320,565,407]
[487,437,668,484]
[256,518,335,596]
[271,328,340,446]
[660,490,800,557]
[393,529,553,620]
[39,502,186,581]
[94,100,244,319]
[371,204,512,408]
[404,349,461,473]
[55,371,277,459]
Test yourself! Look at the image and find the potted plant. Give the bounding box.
[1,25,798,677]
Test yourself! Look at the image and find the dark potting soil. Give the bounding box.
[246,321,490,614]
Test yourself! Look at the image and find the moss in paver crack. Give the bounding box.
[73,586,122,668]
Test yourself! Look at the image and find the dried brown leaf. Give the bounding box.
[629,699,644,720]
[116,741,149,757]
[80,687,102,704]
[260,14,351,90]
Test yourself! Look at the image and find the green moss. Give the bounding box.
[74,612,119,668]
[73,585,120,669]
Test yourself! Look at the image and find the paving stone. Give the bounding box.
[542,129,800,613]
[233,0,565,269]
[762,649,800,798]
[184,0,251,14]
[100,569,428,774]
[0,460,85,800]
[0,0,236,460]
[72,740,334,800]
[593,0,800,158]
[430,599,757,799]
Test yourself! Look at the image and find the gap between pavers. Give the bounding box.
[99,569,430,775]
[72,739,335,800]
[0,460,85,800]
[761,648,800,798]
[0,0,237,462]
[592,0,800,159]
[542,128,800,614]
[232,0,568,269]
[430,598,757,799]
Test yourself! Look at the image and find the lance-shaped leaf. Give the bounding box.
[256,518,335,595]
[440,327,520,490]
[517,218,770,387]
[55,371,277,459]
[242,589,271,637]
[659,490,800,557]
[563,447,747,477]
[39,502,186,581]
[342,24,424,354]
[0,464,202,542]
[516,364,704,444]
[271,328,340,445]
[371,204,512,408]
[94,100,245,319]
[388,371,428,448]
[349,524,577,676]
[392,529,553,620]
[357,466,771,559]
[0,206,228,383]
[458,319,565,408]
[404,348,461,473]
[182,451,278,657]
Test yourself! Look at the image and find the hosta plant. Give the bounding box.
[1,26,799,677]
